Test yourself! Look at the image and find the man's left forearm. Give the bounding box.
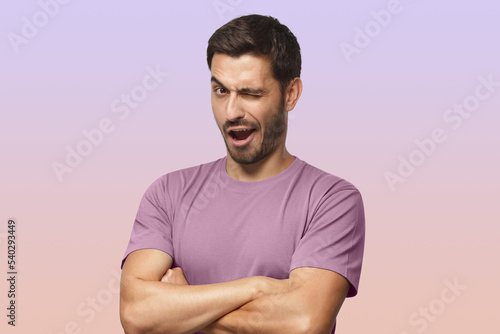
[201,287,326,334]
[201,267,349,334]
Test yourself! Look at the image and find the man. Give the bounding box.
[120,14,365,334]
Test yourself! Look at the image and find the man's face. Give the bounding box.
[210,53,287,165]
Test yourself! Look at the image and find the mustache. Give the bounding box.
[223,120,257,132]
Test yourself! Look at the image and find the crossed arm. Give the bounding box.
[120,249,350,334]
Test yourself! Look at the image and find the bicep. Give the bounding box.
[289,267,350,331]
[122,249,173,282]
[215,267,350,333]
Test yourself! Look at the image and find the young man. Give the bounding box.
[120,15,365,334]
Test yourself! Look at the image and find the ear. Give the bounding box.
[284,77,303,112]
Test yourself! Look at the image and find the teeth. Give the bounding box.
[233,129,251,132]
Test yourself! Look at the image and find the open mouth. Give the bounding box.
[228,128,256,146]
[230,129,255,141]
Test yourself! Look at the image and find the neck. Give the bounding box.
[225,147,295,182]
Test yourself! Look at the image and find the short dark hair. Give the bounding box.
[207,14,301,94]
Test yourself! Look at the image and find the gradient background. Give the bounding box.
[1,0,499,333]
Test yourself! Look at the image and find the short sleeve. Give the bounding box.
[121,176,174,268]
[290,186,365,297]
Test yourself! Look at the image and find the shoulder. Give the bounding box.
[295,158,362,198]
[146,157,224,195]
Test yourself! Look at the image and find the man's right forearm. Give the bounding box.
[120,275,267,334]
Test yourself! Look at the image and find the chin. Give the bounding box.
[228,146,275,165]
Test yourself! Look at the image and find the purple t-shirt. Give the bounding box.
[122,156,365,332]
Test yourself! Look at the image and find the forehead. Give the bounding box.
[210,53,277,89]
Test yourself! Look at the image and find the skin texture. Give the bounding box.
[210,53,301,182]
[120,249,289,334]
[120,53,351,334]
[165,266,350,334]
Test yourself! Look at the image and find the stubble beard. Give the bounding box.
[223,96,287,165]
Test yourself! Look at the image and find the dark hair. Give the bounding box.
[207,14,301,94]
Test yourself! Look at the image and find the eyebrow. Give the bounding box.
[211,76,266,95]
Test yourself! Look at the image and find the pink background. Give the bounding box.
[1,0,499,333]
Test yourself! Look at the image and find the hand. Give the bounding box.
[161,267,189,285]
[201,277,291,334]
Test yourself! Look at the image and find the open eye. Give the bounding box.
[214,87,227,95]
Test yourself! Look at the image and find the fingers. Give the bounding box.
[160,269,172,283]
[160,267,189,285]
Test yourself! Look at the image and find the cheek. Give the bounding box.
[254,103,277,126]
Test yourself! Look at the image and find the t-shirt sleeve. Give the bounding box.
[289,185,365,297]
[121,176,174,268]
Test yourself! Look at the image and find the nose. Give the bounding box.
[225,93,245,121]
